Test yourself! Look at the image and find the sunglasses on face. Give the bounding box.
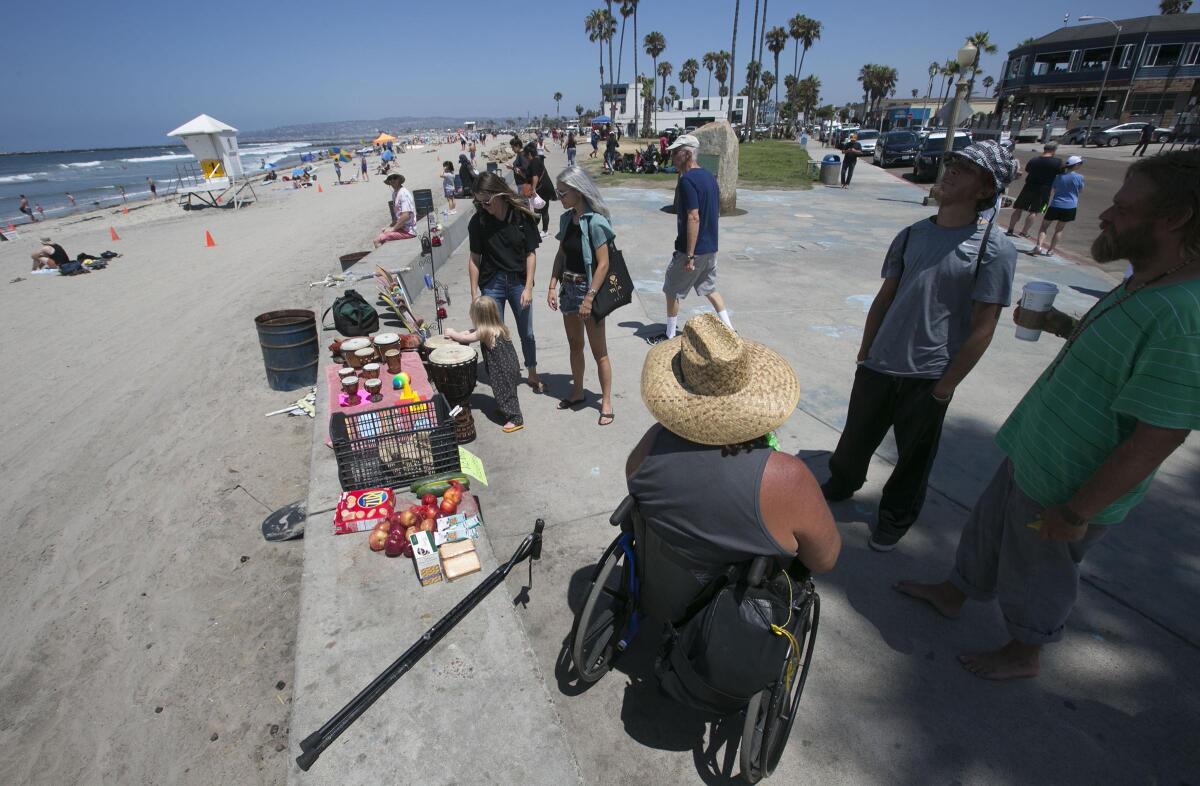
[474,193,500,207]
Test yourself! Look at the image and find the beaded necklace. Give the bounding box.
[1045,258,1196,381]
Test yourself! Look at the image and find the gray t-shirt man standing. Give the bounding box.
[824,140,1019,551]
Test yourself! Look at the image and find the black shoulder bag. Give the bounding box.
[582,215,634,321]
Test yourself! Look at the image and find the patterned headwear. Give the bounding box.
[948,140,1018,198]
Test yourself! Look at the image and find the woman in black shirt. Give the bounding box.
[522,142,556,235]
[457,154,477,196]
[467,172,545,393]
[31,238,71,271]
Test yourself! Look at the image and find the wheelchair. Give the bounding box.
[570,496,820,783]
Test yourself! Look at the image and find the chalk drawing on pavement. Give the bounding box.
[846,294,875,313]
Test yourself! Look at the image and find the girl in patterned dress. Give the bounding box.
[445,296,524,433]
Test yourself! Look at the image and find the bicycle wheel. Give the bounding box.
[740,589,820,782]
[570,535,633,683]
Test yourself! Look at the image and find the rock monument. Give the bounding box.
[693,119,739,215]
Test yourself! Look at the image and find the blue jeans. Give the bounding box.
[481,271,537,370]
[567,147,577,166]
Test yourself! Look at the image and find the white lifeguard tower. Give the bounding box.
[167,114,256,209]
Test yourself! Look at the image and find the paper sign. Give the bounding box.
[458,446,487,486]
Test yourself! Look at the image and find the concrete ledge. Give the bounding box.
[287,206,580,785]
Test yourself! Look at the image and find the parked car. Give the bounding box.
[873,130,921,167]
[1088,122,1157,147]
[831,126,860,148]
[853,129,880,154]
[912,132,972,182]
[1058,126,1091,145]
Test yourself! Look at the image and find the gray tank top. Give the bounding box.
[627,427,794,566]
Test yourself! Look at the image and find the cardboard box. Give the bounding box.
[333,488,394,535]
[410,531,443,586]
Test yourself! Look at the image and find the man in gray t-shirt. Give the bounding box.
[824,140,1019,551]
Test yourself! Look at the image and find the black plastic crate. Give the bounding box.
[330,395,461,491]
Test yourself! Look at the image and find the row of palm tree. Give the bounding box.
[857,64,899,127]
[584,3,824,135]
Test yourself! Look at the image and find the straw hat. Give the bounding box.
[641,314,800,446]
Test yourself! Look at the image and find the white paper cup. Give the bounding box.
[1016,281,1059,341]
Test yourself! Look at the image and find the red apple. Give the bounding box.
[442,487,462,506]
[421,493,437,507]
[368,527,389,551]
[384,529,407,557]
[423,505,439,521]
[396,509,419,529]
[439,498,458,516]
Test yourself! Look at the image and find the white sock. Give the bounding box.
[717,310,733,330]
[666,316,678,338]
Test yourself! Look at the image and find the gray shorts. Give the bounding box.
[662,250,718,299]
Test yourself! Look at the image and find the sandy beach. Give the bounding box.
[0,140,468,785]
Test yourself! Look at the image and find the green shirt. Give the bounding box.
[996,278,1200,524]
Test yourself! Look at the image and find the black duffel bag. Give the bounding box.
[323,289,379,336]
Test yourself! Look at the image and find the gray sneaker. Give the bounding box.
[868,527,901,552]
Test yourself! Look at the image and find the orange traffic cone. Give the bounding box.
[205,230,216,248]
[110,227,121,241]
[317,183,324,193]
[122,205,129,215]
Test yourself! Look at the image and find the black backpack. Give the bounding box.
[655,561,808,716]
[323,289,379,336]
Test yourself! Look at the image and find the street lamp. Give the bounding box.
[933,40,978,189]
[1076,15,1123,144]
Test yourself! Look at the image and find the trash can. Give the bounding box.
[255,309,319,391]
[820,154,842,186]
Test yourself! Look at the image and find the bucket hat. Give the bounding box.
[946,139,1018,198]
[641,314,800,445]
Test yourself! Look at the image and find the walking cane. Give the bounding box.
[296,519,545,771]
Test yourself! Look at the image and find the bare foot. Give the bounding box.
[893,580,965,619]
[958,640,1040,680]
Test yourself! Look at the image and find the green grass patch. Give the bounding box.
[583,139,812,190]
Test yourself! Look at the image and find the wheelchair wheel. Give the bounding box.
[739,590,820,783]
[570,535,634,683]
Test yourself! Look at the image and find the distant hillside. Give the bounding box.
[242,116,498,141]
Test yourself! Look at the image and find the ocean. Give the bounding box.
[0,141,326,225]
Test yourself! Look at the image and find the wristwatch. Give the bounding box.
[687,254,696,261]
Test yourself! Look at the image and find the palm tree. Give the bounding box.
[745,0,760,131]
[925,60,939,123]
[766,26,788,128]
[639,76,656,134]
[936,59,959,117]
[1160,0,1193,12]
[715,51,731,111]
[575,104,585,119]
[666,85,679,109]
[553,92,563,120]
[789,16,822,82]
[585,10,616,113]
[729,0,741,123]
[630,0,640,135]
[982,75,995,96]
[965,31,998,99]
[643,30,666,132]
[703,51,718,105]
[658,60,674,110]
[680,58,699,107]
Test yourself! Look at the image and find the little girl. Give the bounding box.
[441,161,457,214]
[444,296,524,433]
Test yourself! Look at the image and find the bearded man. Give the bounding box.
[896,150,1200,680]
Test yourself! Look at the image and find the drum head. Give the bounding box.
[373,332,401,346]
[423,335,457,351]
[340,337,371,353]
[430,345,478,365]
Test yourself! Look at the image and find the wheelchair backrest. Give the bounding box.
[632,508,729,625]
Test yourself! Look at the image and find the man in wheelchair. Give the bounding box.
[572,315,841,781]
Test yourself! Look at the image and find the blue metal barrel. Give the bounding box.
[255,309,319,391]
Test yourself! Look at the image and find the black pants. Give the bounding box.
[841,155,857,185]
[536,202,550,232]
[826,366,949,538]
[1132,140,1150,157]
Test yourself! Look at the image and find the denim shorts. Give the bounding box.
[559,277,589,315]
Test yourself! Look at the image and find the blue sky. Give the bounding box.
[5,0,1156,151]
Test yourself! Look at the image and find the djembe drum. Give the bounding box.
[428,344,479,443]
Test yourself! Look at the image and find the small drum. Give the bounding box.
[373,332,401,356]
[428,345,479,404]
[340,337,372,368]
[419,334,458,364]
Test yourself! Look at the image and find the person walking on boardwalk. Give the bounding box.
[1131,123,1154,157]
[896,150,1200,681]
[839,132,867,187]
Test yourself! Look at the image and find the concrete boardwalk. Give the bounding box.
[293,145,1199,785]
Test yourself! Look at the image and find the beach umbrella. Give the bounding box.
[381,150,394,162]
[593,115,611,124]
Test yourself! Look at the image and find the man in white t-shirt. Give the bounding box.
[374,174,417,247]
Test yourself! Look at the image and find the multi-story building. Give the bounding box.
[997,13,1200,129]
[601,82,748,134]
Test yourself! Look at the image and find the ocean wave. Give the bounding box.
[239,142,311,157]
[0,172,48,183]
[122,152,194,162]
[60,161,103,168]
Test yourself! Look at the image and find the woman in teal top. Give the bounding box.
[546,165,617,426]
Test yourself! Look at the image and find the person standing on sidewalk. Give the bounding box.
[1005,142,1064,238]
[467,171,545,393]
[822,140,1018,551]
[1131,123,1154,157]
[1030,155,1085,257]
[657,134,733,342]
[839,132,867,187]
[896,150,1200,680]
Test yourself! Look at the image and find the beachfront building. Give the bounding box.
[996,13,1200,132]
[845,97,994,130]
[601,82,748,135]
